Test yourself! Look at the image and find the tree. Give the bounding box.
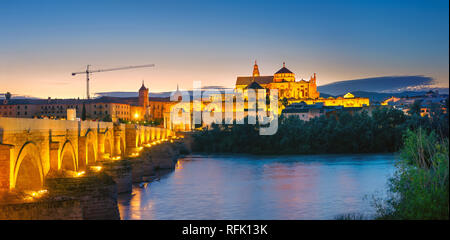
[281,97,289,107]
[5,92,11,100]
[81,103,87,120]
[408,99,423,116]
[102,114,112,122]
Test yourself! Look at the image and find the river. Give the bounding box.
[118,154,396,220]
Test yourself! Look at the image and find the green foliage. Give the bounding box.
[117,118,162,126]
[406,98,449,139]
[408,99,422,116]
[118,118,129,124]
[102,114,112,122]
[374,129,449,220]
[81,103,87,121]
[280,97,289,107]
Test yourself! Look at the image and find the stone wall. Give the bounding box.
[45,173,120,220]
[102,160,132,194]
[149,143,178,169]
[0,144,13,190]
[130,142,180,183]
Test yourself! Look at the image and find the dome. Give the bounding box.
[343,92,355,99]
[275,62,293,74]
[273,62,295,82]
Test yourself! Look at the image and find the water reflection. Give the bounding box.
[118,154,396,220]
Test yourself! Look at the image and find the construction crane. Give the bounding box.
[72,64,155,99]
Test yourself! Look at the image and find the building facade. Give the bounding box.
[0,83,177,126]
[236,61,320,100]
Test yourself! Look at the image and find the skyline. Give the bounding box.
[1,0,449,99]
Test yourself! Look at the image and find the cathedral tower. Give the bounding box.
[138,80,149,109]
[308,73,320,99]
[252,60,260,77]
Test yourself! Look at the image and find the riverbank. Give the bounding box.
[0,139,187,220]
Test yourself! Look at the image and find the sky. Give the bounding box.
[0,0,448,99]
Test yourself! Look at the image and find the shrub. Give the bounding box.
[374,129,449,220]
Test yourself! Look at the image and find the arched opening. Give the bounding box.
[61,149,76,171]
[14,143,43,191]
[61,141,77,171]
[104,138,112,157]
[137,134,141,146]
[141,131,146,144]
[85,130,97,164]
[120,137,126,157]
[87,142,96,164]
[16,155,42,191]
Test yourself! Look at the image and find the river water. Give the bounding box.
[118,154,396,220]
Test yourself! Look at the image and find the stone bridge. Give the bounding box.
[0,117,174,192]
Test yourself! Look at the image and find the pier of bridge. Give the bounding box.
[0,117,174,192]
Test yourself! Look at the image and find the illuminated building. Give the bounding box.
[236,61,319,99]
[0,83,176,125]
[236,61,370,109]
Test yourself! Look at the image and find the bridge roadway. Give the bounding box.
[0,117,174,192]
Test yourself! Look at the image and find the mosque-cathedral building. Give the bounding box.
[235,61,369,108]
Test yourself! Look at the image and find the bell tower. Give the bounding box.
[138,80,149,109]
[308,73,320,99]
[252,60,260,77]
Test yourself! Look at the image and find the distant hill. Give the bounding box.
[95,86,235,99]
[317,76,448,96]
[339,91,446,102]
[0,93,40,99]
[95,91,169,98]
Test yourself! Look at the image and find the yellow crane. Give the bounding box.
[72,64,155,99]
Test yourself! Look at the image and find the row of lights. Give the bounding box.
[130,136,182,157]
[20,136,183,201]
[23,189,48,201]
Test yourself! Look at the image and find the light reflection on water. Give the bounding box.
[118,154,396,220]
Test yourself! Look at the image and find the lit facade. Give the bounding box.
[236,62,320,100]
[235,61,369,109]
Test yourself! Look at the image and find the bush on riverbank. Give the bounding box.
[193,101,449,155]
[373,128,449,220]
[193,107,408,154]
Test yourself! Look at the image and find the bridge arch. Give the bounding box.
[86,130,97,164]
[120,136,126,157]
[60,140,77,171]
[137,133,142,146]
[13,142,44,191]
